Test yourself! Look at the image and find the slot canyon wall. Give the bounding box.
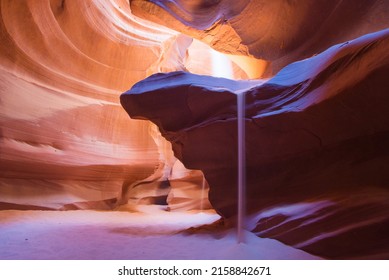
[0,0,217,211]
[122,0,389,259]
[1,0,389,259]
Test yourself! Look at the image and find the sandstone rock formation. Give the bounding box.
[0,0,214,210]
[131,0,389,73]
[2,0,389,260]
[121,29,389,258]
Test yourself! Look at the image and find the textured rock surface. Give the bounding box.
[121,29,389,259]
[0,0,214,210]
[131,0,389,73]
[2,0,389,260]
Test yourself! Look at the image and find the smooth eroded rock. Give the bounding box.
[121,29,389,258]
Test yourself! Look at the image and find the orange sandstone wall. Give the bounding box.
[0,0,210,210]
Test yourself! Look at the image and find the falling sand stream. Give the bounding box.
[210,45,247,243]
[237,91,246,243]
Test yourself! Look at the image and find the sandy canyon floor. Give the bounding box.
[0,208,319,260]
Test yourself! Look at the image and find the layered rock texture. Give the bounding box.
[0,0,214,211]
[1,0,389,260]
[121,29,389,259]
[130,0,389,73]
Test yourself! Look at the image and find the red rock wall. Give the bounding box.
[0,0,212,210]
[131,0,389,73]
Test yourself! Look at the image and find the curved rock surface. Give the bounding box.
[0,0,213,210]
[121,29,389,259]
[131,0,389,73]
[2,0,389,260]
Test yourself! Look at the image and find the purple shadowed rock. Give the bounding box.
[121,29,389,259]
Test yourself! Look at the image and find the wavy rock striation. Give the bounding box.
[121,29,389,259]
[131,0,389,73]
[0,0,211,210]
